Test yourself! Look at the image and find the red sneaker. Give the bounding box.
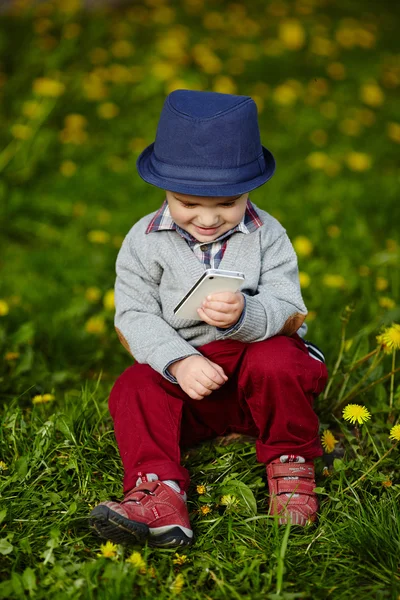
[89,480,193,547]
[266,458,318,526]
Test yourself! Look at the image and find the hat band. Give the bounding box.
[149,151,266,185]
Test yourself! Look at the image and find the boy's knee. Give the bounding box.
[246,335,299,376]
[108,362,161,415]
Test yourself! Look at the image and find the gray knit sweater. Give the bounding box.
[114,201,308,384]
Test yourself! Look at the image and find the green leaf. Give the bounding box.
[68,501,77,515]
[220,479,257,515]
[0,509,7,525]
[0,538,14,555]
[11,321,35,345]
[22,567,37,592]
[333,458,346,472]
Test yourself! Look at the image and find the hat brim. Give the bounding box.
[136,143,276,197]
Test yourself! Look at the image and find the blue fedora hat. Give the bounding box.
[136,89,276,197]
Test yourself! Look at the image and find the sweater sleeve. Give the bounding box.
[215,230,307,343]
[114,234,202,383]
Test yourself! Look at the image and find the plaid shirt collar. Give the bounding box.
[145,198,264,242]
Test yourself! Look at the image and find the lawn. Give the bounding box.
[0,0,399,598]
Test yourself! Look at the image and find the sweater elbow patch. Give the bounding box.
[277,312,307,336]
[115,326,133,356]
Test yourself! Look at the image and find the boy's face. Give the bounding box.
[165,191,249,242]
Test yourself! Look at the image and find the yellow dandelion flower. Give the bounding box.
[310,37,335,57]
[85,316,106,335]
[87,230,110,244]
[98,541,118,558]
[339,118,361,136]
[379,297,395,310]
[172,553,189,565]
[59,128,88,145]
[343,404,371,425]
[293,236,313,257]
[220,494,238,508]
[152,6,175,25]
[382,479,392,487]
[299,272,311,288]
[212,76,237,95]
[387,122,400,143]
[90,47,108,65]
[389,424,400,442]
[64,114,87,130]
[306,310,316,322]
[82,73,108,100]
[322,274,346,289]
[22,101,44,119]
[376,324,400,354]
[335,26,357,48]
[360,83,384,107]
[5,352,19,361]
[63,23,81,40]
[306,151,329,169]
[103,290,115,311]
[85,287,101,303]
[322,466,330,477]
[0,300,9,316]
[203,11,225,30]
[359,265,370,277]
[200,505,212,515]
[0,461,8,471]
[126,551,146,572]
[278,19,305,50]
[151,61,177,81]
[321,430,338,453]
[326,62,346,80]
[309,129,328,147]
[97,102,119,119]
[111,39,135,58]
[32,394,55,405]
[170,573,184,595]
[273,83,298,106]
[11,124,32,140]
[346,152,372,171]
[327,225,340,238]
[375,277,388,291]
[33,78,65,97]
[59,0,81,14]
[320,101,337,119]
[60,160,77,177]
[386,239,398,252]
[196,484,206,495]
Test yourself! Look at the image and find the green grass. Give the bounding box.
[1,0,400,597]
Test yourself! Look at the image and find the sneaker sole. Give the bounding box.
[89,505,149,544]
[89,506,194,547]
[148,526,194,548]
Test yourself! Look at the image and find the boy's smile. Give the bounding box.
[165,191,249,242]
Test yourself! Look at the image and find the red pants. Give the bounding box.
[108,333,328,493]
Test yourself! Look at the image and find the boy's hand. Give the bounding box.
[169,355,228,401]
[197,291,245,329]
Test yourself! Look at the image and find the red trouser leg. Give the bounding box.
[108,334,328,494]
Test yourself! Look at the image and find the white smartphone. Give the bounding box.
[173,269,245,320]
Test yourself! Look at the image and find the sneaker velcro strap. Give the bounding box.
[275,478,316,496]
[268,463,315,479]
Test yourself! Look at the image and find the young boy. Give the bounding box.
[89,90,328,547]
